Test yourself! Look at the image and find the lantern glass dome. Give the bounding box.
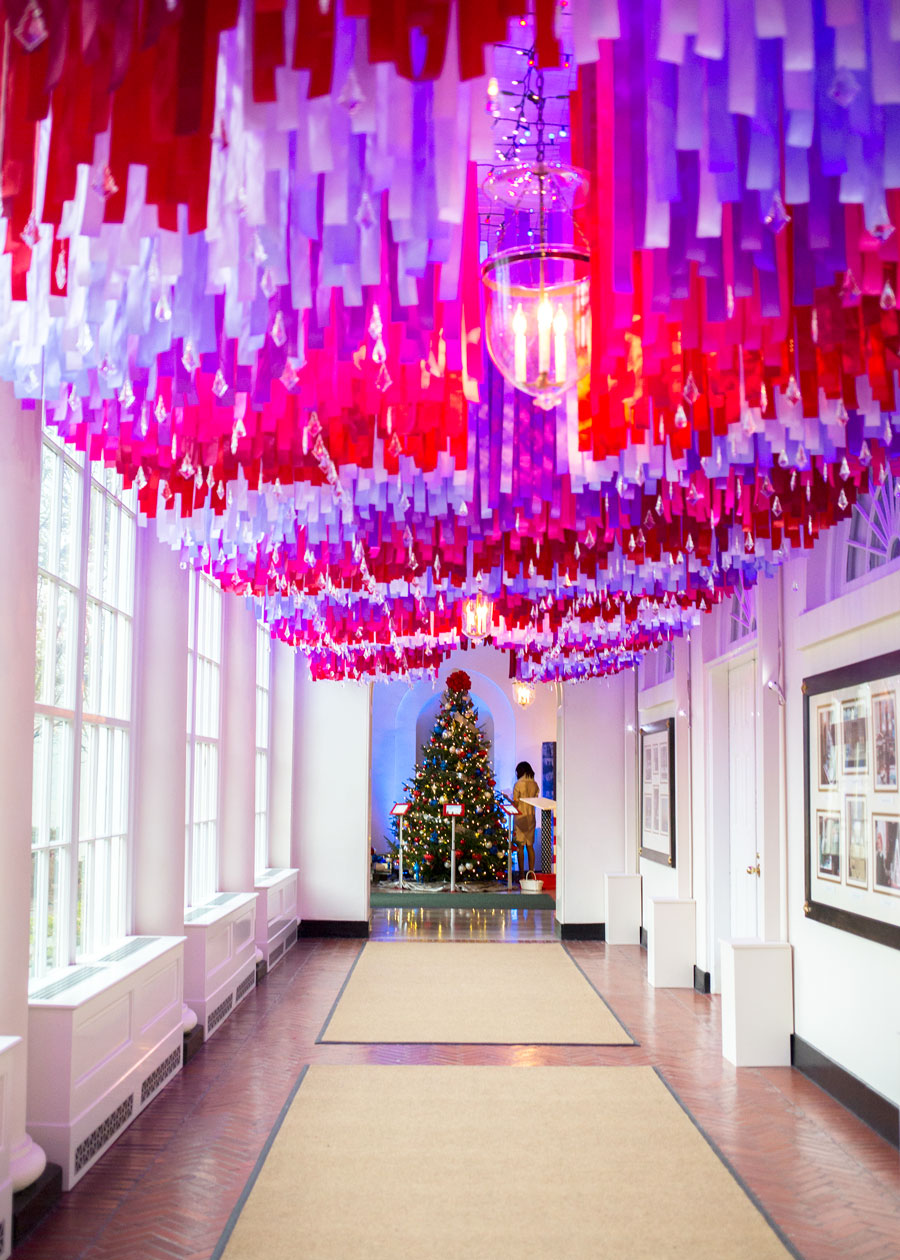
[512,679,536,708]
[481,162,591,411]
[461,589,493,640]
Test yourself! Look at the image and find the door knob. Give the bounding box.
[746,853,761,877]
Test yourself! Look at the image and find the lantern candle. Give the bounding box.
[513,303,527,384]
[537,295,552,378]
[553,304,567,383]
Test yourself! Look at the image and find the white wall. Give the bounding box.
[294,668,372,924]
[369,646,557,852]
[556,673,627,925]
[785,558,900,1106]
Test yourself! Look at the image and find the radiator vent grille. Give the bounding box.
[74,1095,134,1173]
[207,993,233,1033]
[140,1046,181,1105]
[235,971,256,1003]
[100,937,161,963]
[31,966,106,1001]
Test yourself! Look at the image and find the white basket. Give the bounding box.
[520,872,544,893]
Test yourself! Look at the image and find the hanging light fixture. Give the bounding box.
[512,679,536,708]
[481,72,591,411]
[461,589,493,640]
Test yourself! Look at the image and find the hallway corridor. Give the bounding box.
[15,916,900,1260]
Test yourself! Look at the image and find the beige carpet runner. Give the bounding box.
[318,941,634,1044]
[215,1064,794,1260]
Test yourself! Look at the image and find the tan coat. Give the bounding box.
[513,776,539,840]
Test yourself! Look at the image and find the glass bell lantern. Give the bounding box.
[512,679,536,708]
[461,589,493,640]
[481,161,591,411]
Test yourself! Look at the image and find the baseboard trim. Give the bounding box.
[693,965,711,994]
[791,1034,899,1148]
[12,1162,62,1247]
[639,926,648,949]
[182,1024,204,1066]
[255,958,268,986]
[298,919,369,939]
[555,922,605,941]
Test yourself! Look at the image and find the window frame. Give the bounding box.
[185,571,223,908]
[31,429,137,979]
[254,623,274,878]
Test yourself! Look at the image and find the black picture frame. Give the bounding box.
[639,718,676,867]
[803,650,900,951]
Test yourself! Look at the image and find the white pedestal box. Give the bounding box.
[720,940,793,1067]
[183,893,258,1039]
[0,1037,18,1260]
[604,874,642,944]
[26,937,185,1190]
[647,898,696,988]
[253,869,299,970]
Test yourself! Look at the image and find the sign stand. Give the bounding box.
[388,803,415,890]
[499,801,520,890]
[442,803,465,892]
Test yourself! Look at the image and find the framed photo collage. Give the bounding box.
[804,651,900,950]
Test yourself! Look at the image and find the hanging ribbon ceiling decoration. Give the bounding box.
[0,0,898,682]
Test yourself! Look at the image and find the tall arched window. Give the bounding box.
[185,573,223,907]
[845,471,900,584]
[728,585,758,645]
[31,428,136,977]
[254,623,272,876]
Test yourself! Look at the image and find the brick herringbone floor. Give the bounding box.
[14,919,900,1260]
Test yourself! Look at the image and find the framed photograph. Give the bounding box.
[873,691,897,790]
[845,797,867,888]
[817,703,839,789]
[841,698,868,774]
[873,815,900,895]
[816,811,841,881]
[804,651,900,950]
[659,793,670,836]
[639,718,676,867]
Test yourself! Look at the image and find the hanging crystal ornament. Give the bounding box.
[154,289,173,322]
[13,0,48,51]
[763,191,791,234]
[481,73,590,412]
[270,310,287,347]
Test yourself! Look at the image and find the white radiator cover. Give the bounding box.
[183,893,258,1038]
[26,937,185,1191]
[253,869,298,970]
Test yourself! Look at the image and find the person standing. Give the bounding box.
[513,760,540,881]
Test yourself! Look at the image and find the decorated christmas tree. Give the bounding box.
[390,670,509,882]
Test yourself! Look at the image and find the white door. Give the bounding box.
[728,657,760,938]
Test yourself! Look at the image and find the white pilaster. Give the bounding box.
[268,639,295,869]
[756,569,787,941]
[556,674,626,930]
[219,598,256,894]
[0,390,46,1192]
[132,532,190,936]
[294,667,371,928]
